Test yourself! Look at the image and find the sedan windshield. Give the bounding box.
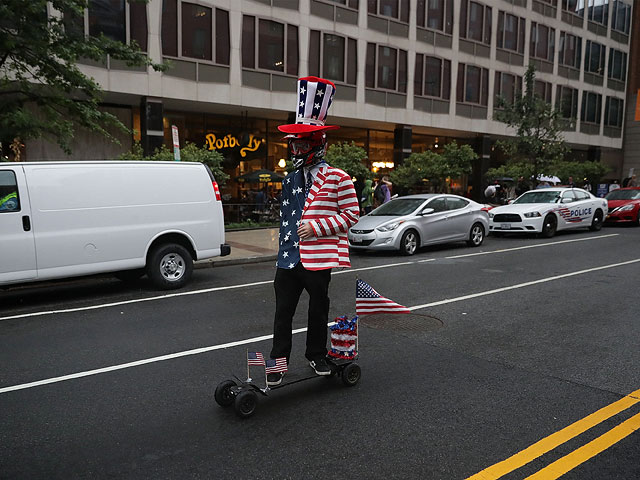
[606,189,640,201]
[370,198,426,216]
[513,191,561,204]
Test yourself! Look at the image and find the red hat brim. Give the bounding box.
[277,123,340,134]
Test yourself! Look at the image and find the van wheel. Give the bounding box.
[114,269,145,283]
[147,244,193,290]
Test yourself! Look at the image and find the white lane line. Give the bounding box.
[409,257,640,311]
[2,257,638,395]
[446,233,618,259]
[0,233,620,322]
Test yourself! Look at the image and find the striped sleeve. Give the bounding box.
[310,170,359,237]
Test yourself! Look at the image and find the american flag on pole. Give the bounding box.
[247,351,265,366]
[356,279,411,315]
[265,357,288,374]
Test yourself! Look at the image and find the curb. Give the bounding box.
[194,254,278,269]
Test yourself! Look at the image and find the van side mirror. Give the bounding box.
[420,208,435,215]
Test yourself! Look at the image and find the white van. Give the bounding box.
[0,161,230,290]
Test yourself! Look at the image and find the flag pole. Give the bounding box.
[246,349,250,382]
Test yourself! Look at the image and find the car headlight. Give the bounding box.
[523,211,542,218]
[376,220,405,232]
[488,212,495,218]
[614,204,635,212]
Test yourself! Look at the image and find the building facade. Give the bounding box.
[28,0,634,200]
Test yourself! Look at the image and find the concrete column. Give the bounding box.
[393,124,412,166]
[140,97,164,156]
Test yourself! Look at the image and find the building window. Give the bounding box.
[460,0,492,45]
[414,54,451,99]
[534,80,553,103]
[494,72,522,104]
[530,23,555,62]
[497,11,525,54]
[558,32,581,69]
[325,0,359,8]
[309,31,357,85]
[557,85,578,119]
[368,0,410,23]
[416,0,454,34]
[71,0,148,51]
[608,49,627,82]
[562,0,585,17]
[160,1,229,64]
[587,0,609,26]
[182,3,211,60]
[584,40,605,75]
[457,63,488,106]
[242,16,298,76]
[580,91,602,124]
[611,1,631,35]
[604,97,623,127]
[366,43,407,93]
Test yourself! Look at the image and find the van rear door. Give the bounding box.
[0,166,37,283]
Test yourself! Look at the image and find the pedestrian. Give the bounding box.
[361,178,374,214]
[380,175,392,204]
[484,183,497,203]
[515,176,528,197]
[583,178,592,193]
[268,76,360,386]
[567,176,575,187]
[628,174,637,187]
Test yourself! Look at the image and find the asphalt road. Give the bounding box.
[1,226,639,479]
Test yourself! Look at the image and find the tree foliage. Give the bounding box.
[119,142,229,185]
[0,0,165,155]
[493,64,569,184]
[548,159,610,186]
[391,141,477,193]
[324,141,370,181]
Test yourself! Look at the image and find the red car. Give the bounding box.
[605,187,640,225]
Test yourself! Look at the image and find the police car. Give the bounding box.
[488,188,608,238]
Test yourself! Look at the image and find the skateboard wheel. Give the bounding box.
[214,380,237,407]
[234,390,258,418]
[341,363,361,387]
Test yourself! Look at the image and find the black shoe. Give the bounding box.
[309,358,331,376]
[266,372,284,386]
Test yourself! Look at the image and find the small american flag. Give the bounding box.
[265,357,288,374]
[247,352,265,366]
[356,279,411,315]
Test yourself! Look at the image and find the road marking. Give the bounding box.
[467,389,640,479]
[447,234,618,259]
[408,258,640,311]
[1,257,639,395]
[525,410,640,479]
[0,234,619,322]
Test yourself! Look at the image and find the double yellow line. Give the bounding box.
[467,388,640,480]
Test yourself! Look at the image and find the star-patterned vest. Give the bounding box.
[277,168,308,269]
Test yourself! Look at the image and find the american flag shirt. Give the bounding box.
[277,163,359,270]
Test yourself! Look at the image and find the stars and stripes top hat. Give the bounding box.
[277,76,340,134]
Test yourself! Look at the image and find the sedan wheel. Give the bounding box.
[589,209,603,231]
[400,230,419,256]
[466,223,485,247]
[541,214,557,238]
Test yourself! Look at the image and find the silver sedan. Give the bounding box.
[348,194,489,255]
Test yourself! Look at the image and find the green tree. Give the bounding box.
[119,142,229,185]
[325,141,370,182]
[0,0,166,155]
[391,141,476,193]
[548,159,610,187]
[494,64,569,185]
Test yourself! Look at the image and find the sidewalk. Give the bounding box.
[195,227,279,268]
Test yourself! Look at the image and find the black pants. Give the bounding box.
[270,263,331,362]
